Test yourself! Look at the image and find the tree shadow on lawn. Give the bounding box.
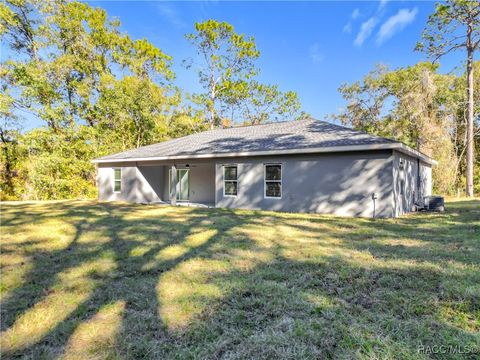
[1,202,265,358]
[172,255,479,359]
[1,200,479,359]
[282,200,480,266]
[343,200,480,267]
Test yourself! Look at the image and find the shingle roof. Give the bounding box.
[94,118,434,164]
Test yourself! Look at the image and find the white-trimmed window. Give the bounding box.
[223,165,238,196]
[113,168,122,193]
[264,164,282,198]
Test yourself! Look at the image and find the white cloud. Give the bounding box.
[343,8,360,34]
[156,3,186,28]
[354,17,378,47]
[376,8,418,45]
[378,0,389,11]
[309,43,325,64]
[351,8,361,20]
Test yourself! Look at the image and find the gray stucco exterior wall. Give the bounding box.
[97,163,142,202]
[214,151,394,218]
[97,150,432,218]
[392,151,432,217]
[137,165,164,202]
[97,161,215,204]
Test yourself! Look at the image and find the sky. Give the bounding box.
[17,0,471,129]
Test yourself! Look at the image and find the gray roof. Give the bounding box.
[94,118,434,164]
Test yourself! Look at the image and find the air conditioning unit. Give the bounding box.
[423,196,445,212]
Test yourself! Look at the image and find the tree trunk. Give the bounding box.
[0,129,15,197]
[465,26,474,197]
[209,58,216,130]
[210,81,215,130]
[209,101,215,130]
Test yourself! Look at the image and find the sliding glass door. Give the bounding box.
[169,169,190,201]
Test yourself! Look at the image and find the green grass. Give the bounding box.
[1,199,479,359]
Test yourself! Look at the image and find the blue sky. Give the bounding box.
[22,1,471,128]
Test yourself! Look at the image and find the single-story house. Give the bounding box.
[92,118,435,218]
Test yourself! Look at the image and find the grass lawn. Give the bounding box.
[1,200,479,359]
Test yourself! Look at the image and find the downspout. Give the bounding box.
[392,151,397,218]
[416,158,421,203]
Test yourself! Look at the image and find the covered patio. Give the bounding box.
[96,160,216,207]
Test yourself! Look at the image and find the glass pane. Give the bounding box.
[169,170,189,201]
[179,170,189,200]
[265,165,281,181]
[224,166,237,181]
[114,169,121,181]
[224,181,237,196]
[114,180,121,192]
[169,170,175,196]
[265,182,281,197]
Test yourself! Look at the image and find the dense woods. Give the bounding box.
[331,61,480,196]
[0,0,303,199]
[0,0,478,200]
[333,0,479,196]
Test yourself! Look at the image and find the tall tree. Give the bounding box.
[185,19,306,128]
[185,20,259,128]
[331,62,472,195]
[1,0,175,132]
[96,76,178,150]
[416,0,480,196]
[239,81,302,125]
[0,0,180,199]
[0,82,21,199]
[333,65,390,137]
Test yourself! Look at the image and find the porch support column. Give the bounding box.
[170,164,177,206]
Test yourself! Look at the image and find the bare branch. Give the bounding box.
[432,43,465,63]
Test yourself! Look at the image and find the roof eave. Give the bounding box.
[92,143,436,166]
[394,143,437,166]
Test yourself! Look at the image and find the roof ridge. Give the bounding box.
[198,117,314,134]
[199,118,396,145]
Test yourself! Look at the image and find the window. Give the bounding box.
[264,164,282,198]
[113,168,121,192]
[223,165,238,196]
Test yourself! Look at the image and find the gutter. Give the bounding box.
[91,142,437,166]
[394,143,437,166]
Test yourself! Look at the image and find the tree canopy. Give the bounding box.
[416,0,480,196]
[0,1,305,200]
[185,19,303,128]
[1,0,477,200]
[331,61,480,195]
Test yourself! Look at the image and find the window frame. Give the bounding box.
[113,168,122,193]
[264,163,282,199]
[223,164,238,197]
